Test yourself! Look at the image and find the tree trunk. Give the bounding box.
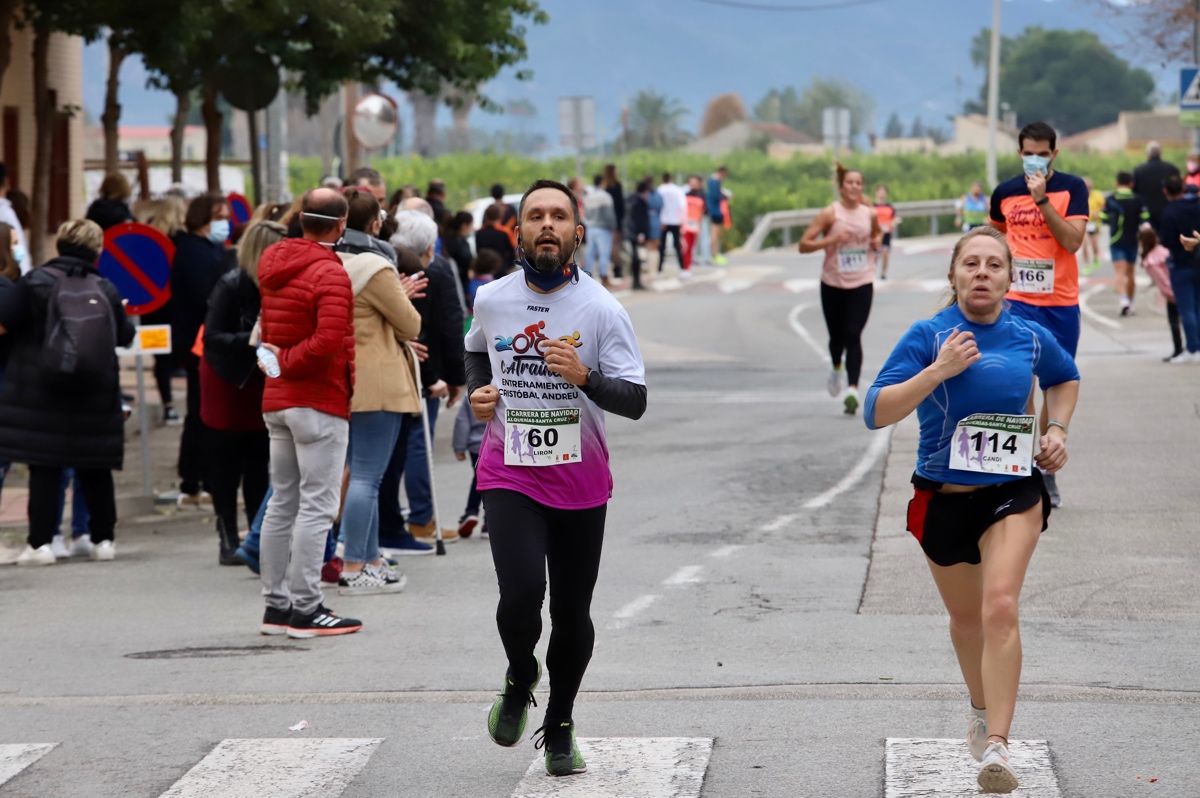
[410,90,438,158]
[247,110,261,206]
[0,0,19,103]
[449,93,473,153]
[201,83,222,192]
[170,89,190,184]
[30,26,51,266]
[102,37,126,175]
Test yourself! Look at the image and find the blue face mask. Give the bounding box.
[1022,155,1051,178]
[11,244,25,265]
[208,219,231,244]
[518,242,578,292]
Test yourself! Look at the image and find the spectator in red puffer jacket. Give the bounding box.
[256,187,362,639]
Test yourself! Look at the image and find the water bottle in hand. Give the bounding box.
[256,345,281,378]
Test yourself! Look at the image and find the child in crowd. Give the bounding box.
[1139,226,1185,361]
[452,399,486,539]
[467,249,502,312]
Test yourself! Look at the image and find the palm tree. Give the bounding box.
[627,90,690,150]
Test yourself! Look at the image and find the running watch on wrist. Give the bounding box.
[1035,196,1050,206]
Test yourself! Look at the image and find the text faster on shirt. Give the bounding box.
[464,270,646,510]
[864,304,1079,486]
[990,171,1090,307]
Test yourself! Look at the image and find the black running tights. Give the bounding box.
[820,281,874,386]
[484,488,606,722]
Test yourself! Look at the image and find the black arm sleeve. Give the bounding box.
[435,265,466,386]
[465,351,493,398]
[579,370,647,420]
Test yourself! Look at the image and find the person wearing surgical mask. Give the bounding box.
[170,192,232,509]
[1185,152,1200,192]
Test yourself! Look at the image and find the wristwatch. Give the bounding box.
[1034,196,1050,207]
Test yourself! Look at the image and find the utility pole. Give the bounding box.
[985,0,1001,189]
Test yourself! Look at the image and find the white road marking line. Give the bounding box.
[0,744,56,786]
[784,277,819,293]
[663,565,704,585]
[511,737,713,798]
[885,738,1061,797]
[710,544,743,558]
[787,304,831,363]
[1080,284,1122,330]
[650,278,683,293]
[760,513,798,532]
[803,429,892,510]
[611,594,660,627]
[158,738,382,798]
[717,278,756,293]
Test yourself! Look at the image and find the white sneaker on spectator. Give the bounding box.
[50,535,72,559]
[71,534,95,558]
[17,544,56,566]
[91,540,116,561]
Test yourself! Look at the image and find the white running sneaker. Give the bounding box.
[1168,351,1198,364]
[16,544,56,566]
[967,712,988,762]
[91,540,116,561]
[70,534,95,558]
[977,741,1018,793]
[826,367,844,398]
[337,564,406,596]
[50,534,72,559]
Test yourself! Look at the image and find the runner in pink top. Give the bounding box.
[798,163,883,415]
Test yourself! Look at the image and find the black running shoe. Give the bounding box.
[286,604,363,639]
[260,605,291,636]
[533,719,587,776]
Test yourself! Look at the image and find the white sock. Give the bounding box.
[971,704,986,721]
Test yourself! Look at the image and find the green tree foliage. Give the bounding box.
[965,26,1154,134]
[754,78,873,141]
[626,90,690,150]
[883,112,904,138]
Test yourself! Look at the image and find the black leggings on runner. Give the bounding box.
[484,488,606,722]
[821,281,874,386]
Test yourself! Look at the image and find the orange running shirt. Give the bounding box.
[989,171,1089,307]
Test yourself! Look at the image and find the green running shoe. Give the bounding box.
[534,719,587,777]
[487,658,541,747]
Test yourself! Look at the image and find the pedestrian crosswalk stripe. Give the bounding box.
[0,743,57,787]
[158,738,382,798]
[510,737,712,798]
[885,738,1062,797]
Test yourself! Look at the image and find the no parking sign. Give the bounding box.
[97,222,175,316]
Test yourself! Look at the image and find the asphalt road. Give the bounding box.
[1,239,1197,797]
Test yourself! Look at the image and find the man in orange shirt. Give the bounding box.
[990,121,1088,508]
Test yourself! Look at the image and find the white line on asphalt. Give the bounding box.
[784,277,819,293]
[718,278,756,293]
[157,738,382,798]
[511,737,713,798]
[803,430,892,510]
[760,513,798,532]
[613,594,660,622]
[663,565,704,585]
[787,304,831,363]
[885,738,1062,797]
[710,544,744,558]
[1080,284,1122,330]
[0,743,57,787]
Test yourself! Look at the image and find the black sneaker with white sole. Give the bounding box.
[286,604,363,638]
[260,605,291,636]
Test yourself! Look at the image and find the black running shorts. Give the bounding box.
[905,472,1050,567]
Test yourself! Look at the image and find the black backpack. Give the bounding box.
[42,267,117,383]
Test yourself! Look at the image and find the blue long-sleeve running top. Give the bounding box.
[864,304,1080,486]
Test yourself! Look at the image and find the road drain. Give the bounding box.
[125,645,307,660]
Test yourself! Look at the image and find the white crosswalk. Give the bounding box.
[0,743,56,785]
[510,737,713,798]
[885,738,1062,797]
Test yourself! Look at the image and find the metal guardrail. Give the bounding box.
[743,198,960,251]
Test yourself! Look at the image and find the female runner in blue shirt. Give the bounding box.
[864,226,1080,794]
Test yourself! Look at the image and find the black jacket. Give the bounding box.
[170,232,228,356]
[0,275,17,371]
[1158,196,1200,270]
[337,228,397,265]
[1133,157,1181,228]
[475,226,515,271]
[85,198,133,231]
[607,183,626,230]
[444,234,473,292]
[203,269,261,388]
[413,258,465,391]
[628,193,651,239]
[0,257,135,469]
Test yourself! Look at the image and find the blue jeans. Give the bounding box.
[403,398,440,525]
[342,411,405,564]
[586,228,613,278]
[377,414,416,543]
[1169,267,1200,353]
[55,468,89,538]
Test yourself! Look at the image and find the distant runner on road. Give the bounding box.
[873,184,900,281]
[799,163,882,415]
[465,179,647,778]
[956,182,990,232]
[989,121,1088,509]
[865,226,1081,795]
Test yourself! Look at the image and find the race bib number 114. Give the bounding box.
[949,413,1035,476]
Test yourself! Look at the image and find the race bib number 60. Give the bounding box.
[949,413,1035,476]
[1012,258,1054,294]
[504,408,583,467]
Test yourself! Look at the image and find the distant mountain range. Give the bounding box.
[83,0,1174,154]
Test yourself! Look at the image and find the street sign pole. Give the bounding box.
[134,321,151,498]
